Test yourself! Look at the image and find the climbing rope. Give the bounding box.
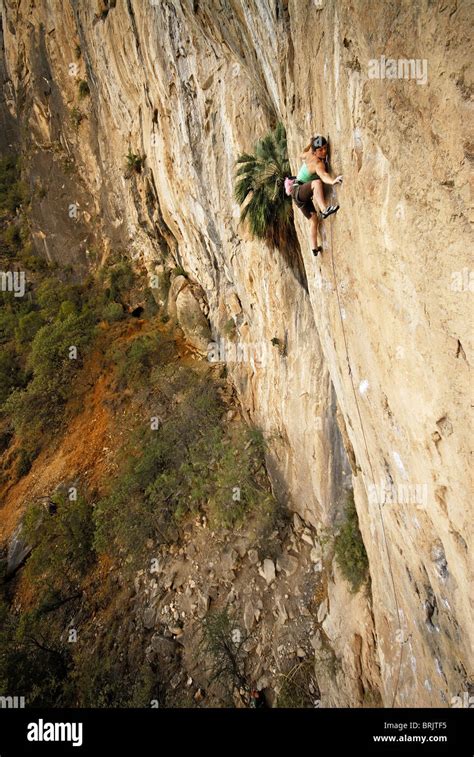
[326,216,404,708]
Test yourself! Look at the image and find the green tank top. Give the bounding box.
[296,163,318,183]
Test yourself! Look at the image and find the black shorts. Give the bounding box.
[291,179,320,219]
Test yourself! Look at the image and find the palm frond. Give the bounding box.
[234,153,258,166]
[233,121,306,285]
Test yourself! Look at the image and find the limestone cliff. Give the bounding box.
[0,0,471,707]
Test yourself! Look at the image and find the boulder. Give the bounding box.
[259,558,276,585]
[143,607,157,629]
[277,554,299,577]
[317,599,328,623]
[175,286,212,354]
[150,634,176,662]
[244,601,256,632]
[6,525,32,577]
[167,274,188,320]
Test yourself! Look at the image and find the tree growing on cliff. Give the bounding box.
[334,491,369,593]
[233,122,305,286]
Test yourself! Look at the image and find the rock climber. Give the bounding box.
[287,135,343,257]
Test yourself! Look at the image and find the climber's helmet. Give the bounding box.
[311,135,327,152]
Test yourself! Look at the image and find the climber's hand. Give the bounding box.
[332,175,343,185]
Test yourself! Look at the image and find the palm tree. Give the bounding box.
[234,122,306,288]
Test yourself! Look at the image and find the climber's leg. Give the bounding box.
[311,179,327,213]
[309,213,322,255]
[311,179,340,219]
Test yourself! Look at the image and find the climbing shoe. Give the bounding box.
[320,204,339,219]
[312,246,323,256]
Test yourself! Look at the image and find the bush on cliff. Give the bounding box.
[4,307,97,442]
[233,122,305,286]
[234,122,298,251]
[334,492,369,592]
[0,156,25,214]
[94,354,276,566]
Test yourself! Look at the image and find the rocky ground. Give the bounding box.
[132,508,329,706]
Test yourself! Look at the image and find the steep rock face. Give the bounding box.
[1,0,471,707]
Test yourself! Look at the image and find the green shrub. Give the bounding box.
[0,601,73,707]
[93,370,223,561]
[63,156,76,175]
[74,646,155,707]
[205,426,274,529]
[143,288,159,317]
[0,346,24,404]
[2,223,22,252]
[270,336,286,357]
[223,318,237,340]
[78,80,90,100]
[0,303,18,343]
[200,608,250,703]
[0,156,25,214]
[0,430,12,454]
[23,493,95,590]
[0,492,96,708]
[5,309,96,441]
[36,278,82,320]
[125,150,144,175]
[170,265,187,279]
[102,301,124,322]
[14,310,44,344]
[334,492,369,592]
[107,260,135,300]
[94,355,276,564]
[59,300,77,319]
[109,333,166,389]
[18,245,48,271]
[70,107,84,128]
[0,275,93,428]
[156,269,171,304]
[15,447,37,479]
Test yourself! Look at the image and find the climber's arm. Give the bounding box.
[311,158,343,185]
